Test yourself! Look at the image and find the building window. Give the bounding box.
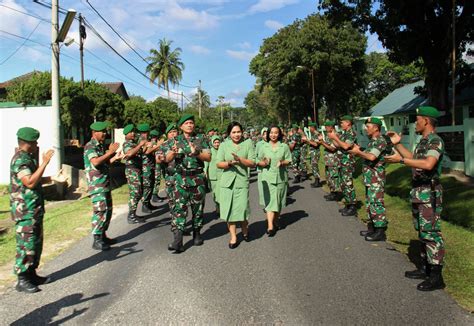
[390,117,394,127]
[469,106,474,118]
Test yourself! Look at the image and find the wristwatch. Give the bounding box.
[400,158,405,164]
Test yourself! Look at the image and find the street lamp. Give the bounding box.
[297,65,317,125]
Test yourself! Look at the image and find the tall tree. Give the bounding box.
[319,0,474,122]
[146,38,185,98]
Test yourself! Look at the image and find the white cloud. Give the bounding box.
[237,42,252,49]
[249,0,299,14]
[264,19,284,30]
[226,50,257,61]
[190,45,211,55]
[225,89,248,106]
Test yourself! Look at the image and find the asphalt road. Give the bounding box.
[0,173,472,325]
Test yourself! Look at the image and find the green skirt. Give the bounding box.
[210,179,220,204]
[262,181,287,213]
[219,186,250,222]
[257,172,265,207]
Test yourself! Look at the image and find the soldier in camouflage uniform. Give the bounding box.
[289,124,303,183]
[328,115,358,216]
[299,126,310,181]
[386,106,446,291]
[84,121,120,251]
[158,123,178,221]
[122,124,147,224]
[303,122,322,188]
[137,123,160,213]
[319,121,341,201]
[349,118,388,241]
[150,130,166,203]
[10,127,54,293]
[165,114,211,253]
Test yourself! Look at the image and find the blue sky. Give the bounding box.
[0,0,384,107]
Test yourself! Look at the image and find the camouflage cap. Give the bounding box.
[323,120,336,127]
[17,127,40,141]
[340,115,353,122]
[150,129,159,137]
[137,123,150,132]
[90,121,109,131]
[416,106,440,119]
[165,123,177,134]
[365,117,382,126]
[123,123,134,135]
[177,114,194,126]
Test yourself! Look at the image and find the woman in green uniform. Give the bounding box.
[257,125,292,236]
[204,135,223,213]
[216,122,256,248]
[255,128,268,209]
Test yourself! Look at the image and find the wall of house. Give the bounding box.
[0,105,58,184]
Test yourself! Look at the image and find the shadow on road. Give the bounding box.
[11,292,109,325]
[201,220,228,242]
[249,209,309,240]
[48,242,142,283]
[287,185,304,196]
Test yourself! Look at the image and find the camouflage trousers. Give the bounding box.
[365,184,387,228]
[171,181,206,232]
[340,164,356,204]
[165,176,176,218]
[309,149,320,180]
[325,165,340,192]
[153,164,164,196]
[291,150,302,176]
[126,167,142,211]
[142,165,155,205]
[411,186,445,265]
[91,192,113,235]
[300,146,308,175]
[14,214,43,275]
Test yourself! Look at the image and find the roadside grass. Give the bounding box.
[0,184,129,271]
[318,158,474,312]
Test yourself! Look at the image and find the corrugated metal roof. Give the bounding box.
[369,80,427,116]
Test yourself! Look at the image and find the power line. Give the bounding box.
[0,29,47,48]
[0,3,50,23]
[0,21,43,66]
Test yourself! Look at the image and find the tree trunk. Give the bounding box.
[424,61,450,125]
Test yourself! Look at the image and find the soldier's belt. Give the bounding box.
[177,168,204,176]
[412,179,440,188]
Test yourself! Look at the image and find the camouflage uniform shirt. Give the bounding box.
[338,128,357,166]
[362,135,387,186]
[84,138,110,195]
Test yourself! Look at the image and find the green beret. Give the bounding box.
[340,115,353,122]
[206,127,212,133]
[365,117,383,126]
[178,114,194,126]
[123,124,134,135]
[150,130,159,137]
[416,106,440,119]
[90,121,109,131]
[165,123,177,134]
[291,124,299,129]
[137,123,150,132]
[17,127,40,142]
[308,122,317,127]
[323,120,336,127]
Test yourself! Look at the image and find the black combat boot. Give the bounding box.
[342,204,357,216]
[360,222,375,236]
[405,261,430,280]
[28,268,50,286]
[16,272,39,293]
[364,227,386,241]
[324,192,337,201]
[152,194,160,202]
[92,234,110,251]
[417,265,445,291]
[142,202,158,213]
[193,229,204,246]
[311,178,322,188]
[168,230,184,253]
[102,232,117,245]
[293,175,301,184]
[338,205,348,213]
[127,210,144,224]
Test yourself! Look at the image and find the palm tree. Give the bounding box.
[146,38,185,98]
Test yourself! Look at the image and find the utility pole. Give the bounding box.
[51,0,62,171]
[79,14,86,89]
[451,0,456,126]
[198,79,202,119]
[181,91,184,111]
[311,69,317,125]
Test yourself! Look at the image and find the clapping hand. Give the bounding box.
[386,131,401,145]
[327,130,337,140]
[260,157,270,167]
[42,149,55,164]
[348,144,361,154]
[231,153,241,162]
[108,142,119,154]
[385,151,402,163]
